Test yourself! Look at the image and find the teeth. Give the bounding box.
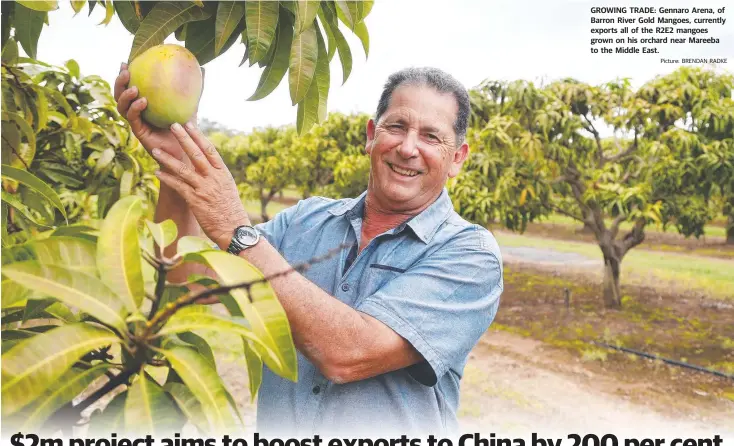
[390,164,419,177]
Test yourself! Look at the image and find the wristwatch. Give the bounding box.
[226,225,260,255]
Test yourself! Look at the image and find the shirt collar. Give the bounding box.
[328,188,453,244]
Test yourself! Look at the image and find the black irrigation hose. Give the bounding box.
[592,341,734,381]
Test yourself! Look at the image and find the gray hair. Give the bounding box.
[375,67,470,146]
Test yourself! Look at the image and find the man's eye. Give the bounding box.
[389,124,403,129]
[426,134,440,142]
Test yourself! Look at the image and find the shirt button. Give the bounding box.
[312,386,321,395]
[341,283,350,292]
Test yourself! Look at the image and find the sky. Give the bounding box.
[32,0,734,134]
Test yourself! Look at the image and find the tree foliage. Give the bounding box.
[1,196,298,435]
[2,0,375,135]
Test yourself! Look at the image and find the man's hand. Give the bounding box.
[114,62,190,163]
[150,122,250,249]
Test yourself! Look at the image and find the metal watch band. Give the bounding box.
[226,225,259,255]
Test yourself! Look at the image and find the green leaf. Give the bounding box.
[99,0,114,25]
[158,306,278,367]
[2,262,128,330]
[177,331,216,369]
[156,346,236,433]
[21,365,111,430]
[244,0,279,65]
[1,191,49,227]
[145,219,178,251]
[164,382,209,434]
[125,372,183,435]
[183,251,297,381]
[16,0,58,12]
[2,111,36,167]
[71,0,86,15]
[1,2,12,49]
[174,23,187,41]
[1,324,119,416]
[243,340,262,402]
[128,1,212,63]
[89,390,127,436]
[1,165,67,223]
[362,0,374,17]
[3,236,97,274]
[295,0,320,36]
[248,9,293,101]
[185,13,245,66]
[2,278,32,309]
[319,3,350,84]
[177,235,215,255]
[353,20,369,57]
[13,4,45,59]
[335,0,357,30]
[97,195,145,312]
[214,0,246,56]
[2,37,19,63]
[289,23,318,105]
[314,24,330,122]
[113,0,141,33]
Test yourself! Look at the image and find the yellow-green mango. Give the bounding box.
[128,44,203,129]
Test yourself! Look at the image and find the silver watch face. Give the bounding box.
[235,226,259,246]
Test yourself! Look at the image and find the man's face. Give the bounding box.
[365,84,469,212]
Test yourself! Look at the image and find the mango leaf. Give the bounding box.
[99,0,114,25]
[314,24,330,122]
[97,195,145,312]
[214,0,246,56]
[2,37,19,63]
[2,262,128,331]
[336,1,361,30]
[248,9,293,101]
[125,372,183,435]
[20,365,111,431]
[1,324,119,416]
[186,13,245,66]
[177,331,216,369]
[145,219,178,251]
[1,165,67,223]
[362,0,374,17]
[156,346,236,432]
[89,390,127,436]
[2,279,32,309]
[158,306,278,367]
[353,20,369,57]
[244,0,279,65]
[177,235,215,255]
[13,4,46,59]
[113,0,141,33]
[164,382,208,434]
[22,236,97,274]
[183,251,297,381]
[71,0,86,15]
[243,340,263,403]
[295,0,320,36]
[16,0,58,12]
[1,191,50,227]
[321,6,351,84]
[288,23,318,105]
[128,1,212,63]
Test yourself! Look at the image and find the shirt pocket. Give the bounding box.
[359,263,406,297]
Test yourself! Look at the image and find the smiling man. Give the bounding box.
[115,66,503,437]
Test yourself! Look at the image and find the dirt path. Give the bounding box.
[215,329,734,439]
[459,331,734,439]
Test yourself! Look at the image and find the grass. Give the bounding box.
[538,214,728,238]
[494,231,734,300]
[241,198,292,221]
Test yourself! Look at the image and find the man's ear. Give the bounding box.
[365,118,376,154]
[448,141,469,178]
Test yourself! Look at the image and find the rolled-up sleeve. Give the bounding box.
[356,226,503,386]
[254,199,304,251]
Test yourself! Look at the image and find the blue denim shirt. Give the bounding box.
[253,188,503,437]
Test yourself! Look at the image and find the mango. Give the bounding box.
[128,44,203,129]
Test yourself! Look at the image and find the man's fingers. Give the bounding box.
[185,121,224,169]
[114,68,130,101]
[151,148,201,189]
[126,97,150,138]
[155,169,192,200]
[116,86,138,117]
[170,122,211,173]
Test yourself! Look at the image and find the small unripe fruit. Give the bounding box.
[128,44,203,129]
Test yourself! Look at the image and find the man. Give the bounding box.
[115,66,503,437]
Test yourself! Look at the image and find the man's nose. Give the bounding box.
[397,130,419,157]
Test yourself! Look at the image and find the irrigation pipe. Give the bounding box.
[591,341,734,381]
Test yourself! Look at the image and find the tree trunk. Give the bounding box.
[260,197,270,223]
[602,254,622,309]
[727,215,734,245]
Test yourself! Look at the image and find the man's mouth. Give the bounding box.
[387,162,421,177]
